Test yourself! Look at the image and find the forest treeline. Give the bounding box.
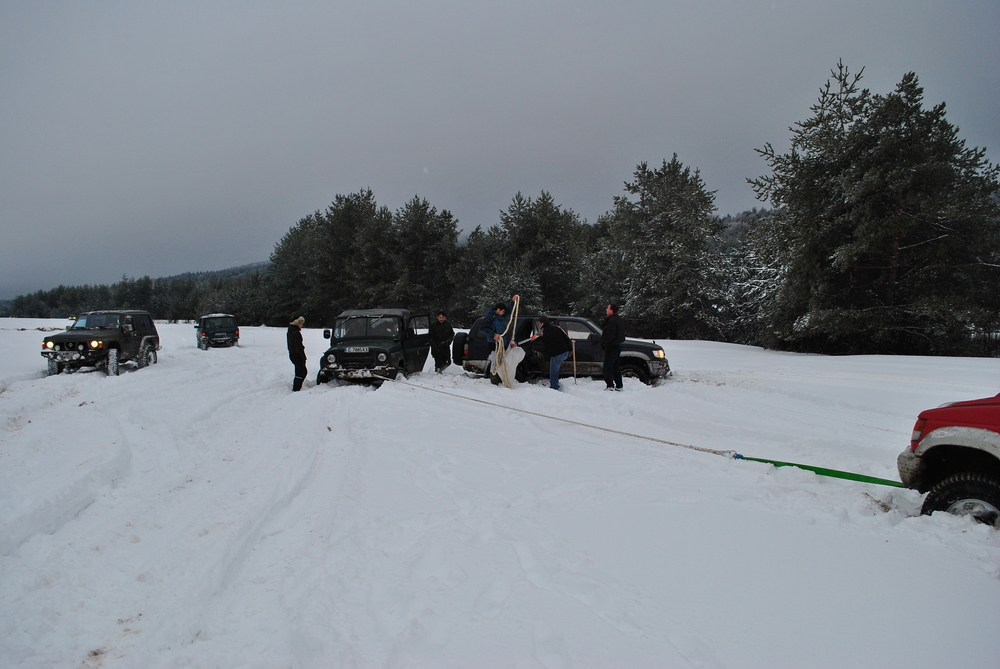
[6,65,1000,355]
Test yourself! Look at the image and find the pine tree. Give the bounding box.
[751,63,1000,354]
[388,196,460,310]
[495,191,587,313]
[582,156,722,337]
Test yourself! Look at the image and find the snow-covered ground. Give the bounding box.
[1,318,998,668]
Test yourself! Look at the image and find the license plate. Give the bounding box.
[345,347,369,353]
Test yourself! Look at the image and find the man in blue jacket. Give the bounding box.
[482,295,519,346]
[600,303,626,391]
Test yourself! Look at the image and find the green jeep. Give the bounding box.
[316,309,431,386]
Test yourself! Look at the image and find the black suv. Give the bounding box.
[42,310,160,376]
[195,313,239,349]
[454,315,670,385]
[316,309,431,386]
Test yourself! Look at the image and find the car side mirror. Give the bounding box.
[323,329,331,339]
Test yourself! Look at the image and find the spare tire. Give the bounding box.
[452,332,468,365]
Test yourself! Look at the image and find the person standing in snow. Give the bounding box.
[429,310,455,373]
[600,303,626,391]
[482,295,520,384]
[287,316,307,392]
[535,315,573,391]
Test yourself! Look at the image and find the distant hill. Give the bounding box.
[158,261,270,285]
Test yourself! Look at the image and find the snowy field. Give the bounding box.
[1,318,998,669]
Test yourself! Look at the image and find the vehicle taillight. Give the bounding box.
[910,418,927,449]
[463,342,469,356]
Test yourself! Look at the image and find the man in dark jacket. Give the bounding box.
[537,315,573,390]
[429,311,455,373]
[600,304,626,391]
[287,316,307,392]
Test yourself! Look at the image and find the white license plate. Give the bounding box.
[345,347,369,353]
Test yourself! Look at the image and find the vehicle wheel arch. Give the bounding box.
[620,359,651,385]
[916,444,1000,493]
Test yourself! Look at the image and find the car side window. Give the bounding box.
[409,315,429,333]
[559,321,594,340]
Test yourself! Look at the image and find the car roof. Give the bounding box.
[337,309,413,318]
[79,309,151,315]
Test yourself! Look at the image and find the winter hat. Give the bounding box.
[290,316,305,327]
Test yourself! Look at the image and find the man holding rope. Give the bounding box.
[482,294,520,386]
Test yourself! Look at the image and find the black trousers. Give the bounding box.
[291,358,307,391]
[431,344,450,371]
[603,345,622,389]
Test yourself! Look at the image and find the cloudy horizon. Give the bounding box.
[2,1,997,299]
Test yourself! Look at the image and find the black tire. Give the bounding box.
[137,345,155,369]
[921,472,1000,527]
[106,348,119,376]
[46,358,61,376]
[452,332,467,365]
[621,361,650,385]
[316,370,328,385]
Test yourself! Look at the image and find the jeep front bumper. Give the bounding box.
[42,350,104,363]
[321,365,400,381]
[648,360,670,378]
[896,448,923,491]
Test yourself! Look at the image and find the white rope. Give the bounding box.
[385,375,738,459]
[492,297,520,388]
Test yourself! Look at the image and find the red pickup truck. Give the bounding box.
[897,394,1000,527]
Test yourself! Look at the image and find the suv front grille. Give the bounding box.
[338,351,378,368]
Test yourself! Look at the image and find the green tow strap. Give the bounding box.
[734,455,904,488]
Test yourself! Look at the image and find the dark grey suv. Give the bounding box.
[195,313,239,349]
[42,310,160,376]
[454,315,670,385]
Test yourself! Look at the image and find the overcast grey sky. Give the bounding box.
[2,1,997,299]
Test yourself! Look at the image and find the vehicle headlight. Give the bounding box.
[90,340,100,348]
[326,353,336,364]
[45,341,53,349]
[377,352,388,363]
[653,349,665,359]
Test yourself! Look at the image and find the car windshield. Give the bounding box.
[333,316,401,339]
[71,313,120,329]
[203,317,235,328]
